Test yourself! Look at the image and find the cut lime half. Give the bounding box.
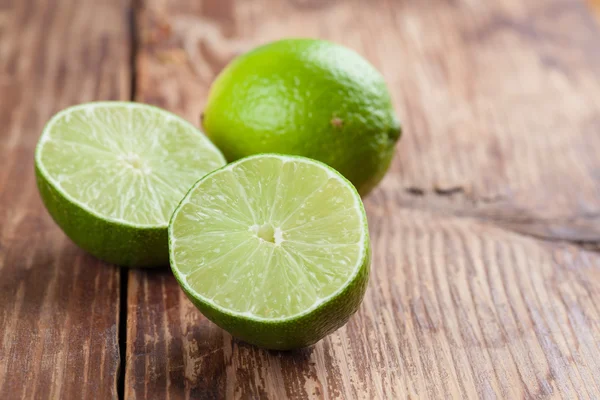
[35,102,226,267]
[169,154,370,349]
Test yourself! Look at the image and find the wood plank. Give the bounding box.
[0,0,131,398]
[127,0,600,398]
[133,0,600,243]
[127,211,600,399]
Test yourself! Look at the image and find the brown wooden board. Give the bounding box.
[2,0,600,398]
[126,0,600,398]
[0,0,131,398]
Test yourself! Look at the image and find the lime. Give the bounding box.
[202,38,401,196]
[35,102,226,267]
[169,154,370,350]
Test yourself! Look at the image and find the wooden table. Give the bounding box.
[2,0,600,398]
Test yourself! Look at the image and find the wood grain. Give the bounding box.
[127,211,600,399]
[127,0,600,399]
[0,0,131,398]
[134,0,600,243]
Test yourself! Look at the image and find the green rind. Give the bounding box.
[203,38,402,196]
[35,101,227,267]
[178,245,369,350]
[35,163,168,267]
[169,154,371,350]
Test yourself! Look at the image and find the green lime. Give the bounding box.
[169,154,370,350]
[202,38,401,196]
[35,102,226,267]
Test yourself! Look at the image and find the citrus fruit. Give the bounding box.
[202,38,401,196]
[35,102,226,267]
[169,154,370,349]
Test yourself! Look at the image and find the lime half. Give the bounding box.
[35,102,226,267]
[169,154,370,349]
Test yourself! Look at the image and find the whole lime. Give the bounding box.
[202,38,401,195]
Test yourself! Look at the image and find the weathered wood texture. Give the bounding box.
[127,0,600,399]
[134,0,600,242]
[0,0,131,398]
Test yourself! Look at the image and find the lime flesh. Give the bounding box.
[35,102,226,267]
[169,154,370,349]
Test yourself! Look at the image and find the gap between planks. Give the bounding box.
[118,2,141,399]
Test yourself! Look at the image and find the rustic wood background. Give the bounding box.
[2,0,600,399]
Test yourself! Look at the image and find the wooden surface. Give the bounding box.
[127,0,600,398]
[0,0,130,398]
[2,0,600,399]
